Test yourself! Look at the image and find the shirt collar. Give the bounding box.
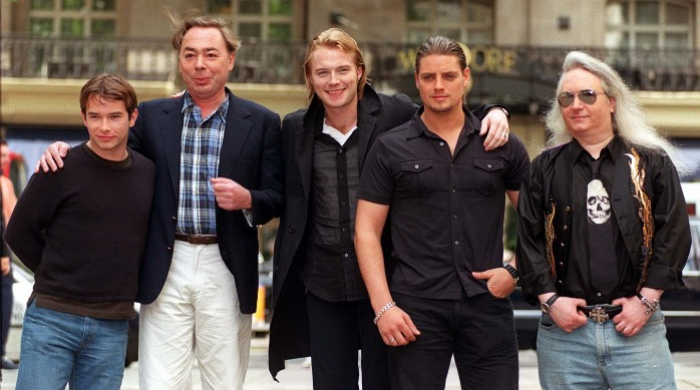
[181,91,230,121]
[568,136,621,165]
[407,105,480,140]
[322,119,358,146]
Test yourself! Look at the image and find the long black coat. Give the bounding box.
[268,86,416,379]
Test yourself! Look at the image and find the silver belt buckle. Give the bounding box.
[589,306,609,324]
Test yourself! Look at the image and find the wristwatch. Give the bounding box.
[504,264,520,286]
[540,294,560,314]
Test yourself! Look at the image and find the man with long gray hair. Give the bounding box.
[517,51,691,389]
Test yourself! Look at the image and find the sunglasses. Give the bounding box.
[557,89,607,108]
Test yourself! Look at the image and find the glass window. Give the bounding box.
[92,0,115,11]
[666,3,689,25]
[269,23,291,40]
[31,0,54,10]
[635,1,660,24]
[92,19,115,36]
[437,0,461,23]
[407,0,432,22]
[269,0,292,16]
[406,0,494,44]
[637,32,659,48]
[209,0,232,13]
[605,1,693,49]
[209,0,296,40]
[30,18,54,35]
[239,0,262,15]
[30,0,118,37]
[436,28,461,40]
[62,0,85,11]
[666,32,689,47]
[239,22,262,38]
[467,0,493,23]
[406,28,432,44]
[61,18,85,36]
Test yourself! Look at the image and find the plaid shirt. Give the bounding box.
[176,92,229,235]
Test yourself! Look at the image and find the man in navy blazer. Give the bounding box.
[38,14,282,390]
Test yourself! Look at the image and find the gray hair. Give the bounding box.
[544,51,689,174]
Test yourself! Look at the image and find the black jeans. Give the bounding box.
[389,292,519,390]
[306,291,388,390]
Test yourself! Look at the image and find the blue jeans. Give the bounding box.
[536,310,675,390]
[15,299,129,390]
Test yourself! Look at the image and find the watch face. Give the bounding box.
[541,303,551,314]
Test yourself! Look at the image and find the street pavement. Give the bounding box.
[2,330,700,389]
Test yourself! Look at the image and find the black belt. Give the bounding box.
[578,305,622,324]
[174,233,218,245]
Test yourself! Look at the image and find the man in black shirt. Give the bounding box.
[268,29,513,389]
[356,36,529,390]
[517,51,690,389]
[5,74,155,390]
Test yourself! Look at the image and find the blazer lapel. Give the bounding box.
[219,93,252,177]
[161,98,186,195]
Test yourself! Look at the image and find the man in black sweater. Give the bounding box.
[4,74,155,390]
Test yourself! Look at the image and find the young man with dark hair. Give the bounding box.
[37,13,283,389]
[5,74,155,390]
[356,36,530,390]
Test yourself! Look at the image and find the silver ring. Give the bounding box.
[389,338,396,344]
[502,132,508,138]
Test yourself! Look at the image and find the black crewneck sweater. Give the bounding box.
[5,143,155,303]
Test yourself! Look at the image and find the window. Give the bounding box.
[605,0,694,49]
[209,0,293,41]
[406,0,494,44]
[29,0,117,37]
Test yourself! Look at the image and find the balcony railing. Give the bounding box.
[3,35,700,101]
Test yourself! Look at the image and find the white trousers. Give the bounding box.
[139,241,252,390]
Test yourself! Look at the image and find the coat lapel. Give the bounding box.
[296,108,319,201]
[219,92,252,177]
[160,97,186,195]
[357,93,381,172]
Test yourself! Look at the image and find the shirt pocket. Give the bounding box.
[397,159,437,197]
[468,158,504,197]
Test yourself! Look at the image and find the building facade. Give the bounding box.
[2,0,700,176]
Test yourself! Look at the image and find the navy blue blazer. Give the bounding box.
[129,88,283,313]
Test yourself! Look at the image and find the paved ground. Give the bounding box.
[2,329,699,389]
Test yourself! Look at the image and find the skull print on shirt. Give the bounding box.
[587,179,611,225]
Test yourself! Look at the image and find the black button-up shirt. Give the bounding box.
[303,130,364,302]
[358,107,530,300]
[568,139,636,304]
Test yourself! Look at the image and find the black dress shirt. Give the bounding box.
[567,139,636,304]
[303,130,365,302]
[517,136,691,306]
[358,106,530,300]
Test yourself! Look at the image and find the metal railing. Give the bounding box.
[3,35,700,95]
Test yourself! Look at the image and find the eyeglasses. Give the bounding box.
[557,89,607,108]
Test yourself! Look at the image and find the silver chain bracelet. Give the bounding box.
[373,301,396,325]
